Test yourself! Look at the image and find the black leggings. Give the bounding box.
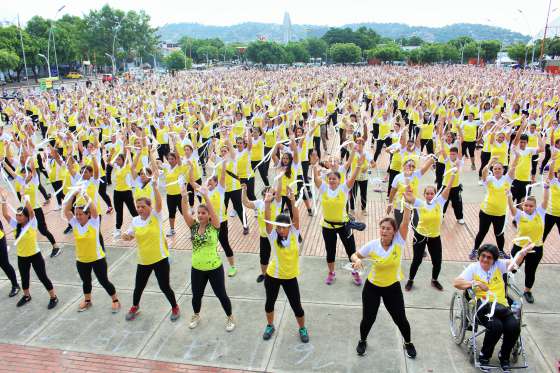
[261,147,273,187]
[260,236,271,266]
[51,180,64,206]
[409,232,442,281]
[373,138,391,162]
[18,253,53,291]
[264,275,304,317]
[0,237,18,287]
[252,160,269,187]
[510,245,543,289]
[219,221,234,258]
[191,265,232,316]
[186,178,203,207]
[543,213,560,243]
[461,141,476,159]
[479,151,491,178]
[474,211,505,252]
[511,179,531,205]
[98,177,112,209]
[132,258,176,308]
[540,144,551,174]
[34,208,56,246]
[349,180,368,210]
[166,193,183,219]
[477,304,520,360]
[360,281,411,342]
[322,225,356,263]
[387,169,399,197]
[240,177,256,201]
[113,190,138,229]
[224,189,246,227]
[420,139,434,154]
[76,258,116,295]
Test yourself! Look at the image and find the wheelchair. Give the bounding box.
[449,272,528,371]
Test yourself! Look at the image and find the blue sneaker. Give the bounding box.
[263,324,275,340]
[469,249,477,261]
[299,327,309,343]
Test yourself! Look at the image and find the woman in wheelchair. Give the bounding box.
[453,243,533,372]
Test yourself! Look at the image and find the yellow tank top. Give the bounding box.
[490,141,508,166]
[514,148,535,182]
[251,139,264,161]
[236,150,252,179]
[267,229,300,279]
[547,180,560,217]
[321,184,349,227]
[132,212,169,265]
[462,122,478,142]
[481,176,511,216]
[415,198,444,237]
[164,165,184,195]
[362,235,405,287]
[133,181,154,204]
[114,164,131,192]
[515,208,544,247]
[208,186,227,223]
[13,218,40,257]
[72,217,105,263]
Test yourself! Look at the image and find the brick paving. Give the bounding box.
[0,343,254,373]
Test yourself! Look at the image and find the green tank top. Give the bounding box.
[190,223,222,271]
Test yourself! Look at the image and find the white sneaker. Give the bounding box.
[189,314,200,329]
[225,316,236,332]
[458,219,465,225]
[229,210,237,217]
[478,180,483,186]
[166,229,175,237]
[113,229,121,238]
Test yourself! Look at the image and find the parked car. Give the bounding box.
[66,72,82,79]
[102,74,116,83]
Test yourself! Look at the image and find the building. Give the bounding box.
[283,12,292,44]
[159,42,181,57]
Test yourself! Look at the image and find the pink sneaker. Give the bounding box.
[351,271,362,286]
[325,271,336,285]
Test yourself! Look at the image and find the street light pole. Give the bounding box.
[17,14,30,86]
[105,53,115,76]
[38,53,51,78]
[49,5,65,78]
[540,0,553,66]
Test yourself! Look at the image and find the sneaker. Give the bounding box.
[111,300,121,313]
[47,297,59,310]
[351,270,362,286]
[499,251,511,259]
[113,229,121,238]
[356,340,367,356]
[307,208,313,217]
[228,267,238,277]
[471,164,476,171]
[458,219,465,225]
[50,246,62,258]
[166,229,175,237]
[125,306,140,321]
[405,280,413,291]
[189,314,200,329]
[469,248,478,261]
[243,226,249,235]
[431,279,444,291]
[499,353,512,373]
[256,274,265,283]
[325,271,336,285]
[229,210,237,217]
[9,286,20,298]
[478,356,491,372]
[106,207,113,214]
[362,209,368,216]
[63,225,73,234]
[263,324,275,340]
[404,342,417,358]
[226,316,236,332]
[78,299,92,312]
[170,306,180,322]
[16,295,32,307]
[299,327,309,343]
[478,180,483,186]
[523,291,535,304]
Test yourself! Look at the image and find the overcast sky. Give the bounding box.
[2,0,559,37]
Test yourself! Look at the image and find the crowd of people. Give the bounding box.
[0,65,558,370]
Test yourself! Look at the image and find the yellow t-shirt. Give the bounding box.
[514,148,537,182]
[481,175,512,216]
[547,179,560,217]
[70,217,105,263]
[514,208,545,247]
[320,184,350,228]
[359,233,405,287]
[11,218,40,257]
[414,197,445,238]
[460,261,508,306]
[114,164,132,192]
[129,211,169,265]
[266,228,300,279]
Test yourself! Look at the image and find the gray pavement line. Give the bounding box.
[264,299,288,373]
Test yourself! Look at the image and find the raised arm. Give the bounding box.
[264,191,274,235]
[153,178,162,213]
[399,185,414,238]
[420,156,435,175]
[241,183,256,210]
[180,186,195,228]
[0,188,11,222]
[440,172,456,201]
[346,153,365,189]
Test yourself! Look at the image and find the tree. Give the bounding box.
[448,36,475,50]
[285,41,309,63]
[322,27,379,50]
[507,43,528,63]
[462,42,480,60]
[304,37,327,58]
[440,44,460,62]
[196,45,219,63]
[329,43,362,63]
[164,50,191,70]
[397,36,424,46]
[367,43,404,62]
[246,41,289,64]
[408,49,420,64]
[548,37,560,58]
[479,40,501,62]
[0,49,20,74]
[418,43,443,64]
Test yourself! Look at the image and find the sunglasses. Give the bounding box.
[480,253,493,260]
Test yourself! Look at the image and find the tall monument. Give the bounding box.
[283,12,292,44]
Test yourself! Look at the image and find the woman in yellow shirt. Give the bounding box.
[470,155,518,260]
[1,194,58,309]
[0,196,20,297]
[121,179,180,322]
[405,172,456,292]
[107,149,138,238]
[161,152,185,237]
[312,151,365,286]
[64,191,120,312]
[350,186,416,358]
[262,187,308,343]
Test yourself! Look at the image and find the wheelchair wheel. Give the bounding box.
[449,291,467,345]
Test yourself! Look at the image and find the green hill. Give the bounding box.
[158,21,529,44]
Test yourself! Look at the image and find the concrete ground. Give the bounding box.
[0,245,557,373]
